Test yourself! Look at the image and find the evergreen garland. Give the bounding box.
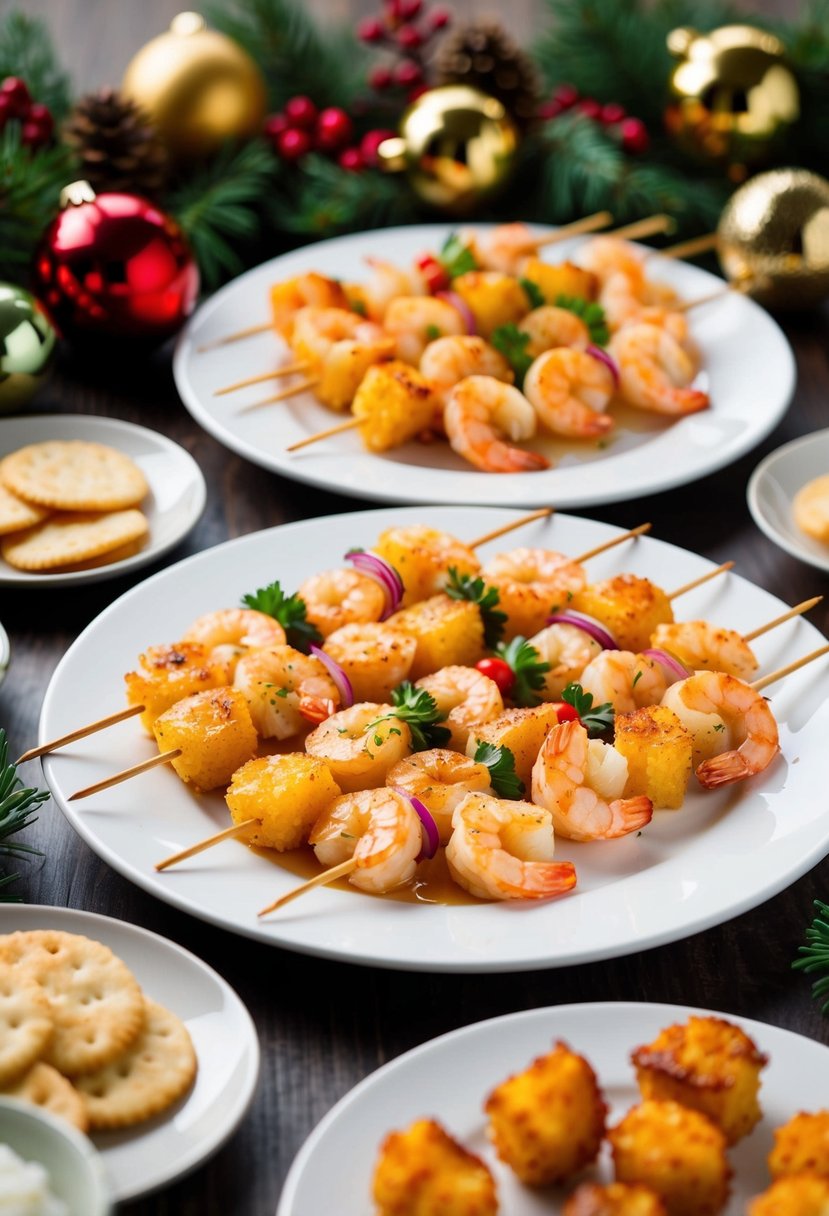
[0,125,77,281]
[0,12,73,120]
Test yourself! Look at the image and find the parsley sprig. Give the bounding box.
[445,568,507,648]
[491,323,533,387]
[793,899,829,1014]
[0,730,48,902]
[494,637,551,707]
[555,295,610,347]
[473,741,525,799]
[519,277,545,310]
[439,232,478,279]
[561,682,615,736]
[369,683,450,752]
[241,581,322,652]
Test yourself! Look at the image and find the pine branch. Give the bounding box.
[0,729,48,902]
[0,12,73,120]
[277,154,421,239]
[0,125,78,282]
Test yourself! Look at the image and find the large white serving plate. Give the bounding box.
[277,1002,829,1216]
[39,506,829,973]
[0,905,260,1202]
[174,223,795,508]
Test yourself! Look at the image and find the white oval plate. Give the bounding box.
[277,1001,829,1216]
[174,223,795,508]
[748,427,829,573]
[0,415,206,587]
[0,904,259,1203]
[0,617,8,686]
[37,506,829,973]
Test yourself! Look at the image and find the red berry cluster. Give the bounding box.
[358,0,451,97]
[540,83,650,155]
[0,77,54,149]
[264,96,394,172]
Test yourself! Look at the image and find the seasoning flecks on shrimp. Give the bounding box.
[610,323,709,416]
[323,622,417,703]
[372,525,480,607]
[310,787,423,894]
[386,749,493,844]
[233,644,341,739]
[297,567,387,639]
[181,608,286,676]
[651,620,759,681]
[419,335,514,403]
[304,702,412,792]
[579,650,672,717]
[415,665,504,751]
[483,547,587,640]
[269,272,349,340]
[444,376,550,474]
[383,296,467,365]
[528,622,604,700]
[523,348,615,439]
[518,306,591,358]
[459,222,538,276]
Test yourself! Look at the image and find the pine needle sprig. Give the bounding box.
[0,729,48,902]
[0,125,78,281]
[0,12,73,120]
[793,899,829,1014]
[277,154,420,239]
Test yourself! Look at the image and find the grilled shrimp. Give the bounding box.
[182,608,286,676]
[363,257,426,320]
[269,272,349,339]
[297,568,387,639]
[578,237,647,287]
[446,792,577,901]
[415,665,504,750]
[483,547,587,639]
[233,644,340,739]
[532,719,653,842]
[444,376,549,474]
[529,622,604,699]
[304,702,412,792]
[290,306,387,368]
[460,222,537,275]
[523,348,615,439]
[384,296,466,364]
[579,650,671,716]
[310,787,422,894]
[387,749,493,843]
[610,323,708,416]
[419,335,513,402]
[651,621,759,681]
[323,622,417,702]
[518,305,591,357]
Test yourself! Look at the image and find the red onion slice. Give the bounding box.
[435,289,476,335]
[640,647,691,684]
[586,343,619,389]
[393,787,439,861]
[345,549,403,620]
[309,644,354,708]
[545,610,617,651]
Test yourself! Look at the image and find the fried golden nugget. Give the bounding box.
[769,1112,829,1181]
[372,1118,498,1216]
[564,1181,668,1216]
[748,1173,829,1216]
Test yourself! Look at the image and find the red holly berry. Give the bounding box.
[369,65,394,91]
[264,113,290,144]
[553,83,579,109]
[284,95,318,130]
[277,127,313,160]
[475,657,515,697]
[398,0,422,18]
[397,24,423,50]
[430,7,451,29]
[358,16,386,42]
[316,107,354,151]
[27,102,53,138]
[620,116,649,154]
[384,0,403,22]
[0,76,30,117]
[577,97,602,121]
[600,102,626,126]
[407,84,429,102]
[338,147,365,171]
[538,100,563,121]
[395,59,423,87]
[0,94,14,127]
[360,128,396,166]
[20,119,47,148]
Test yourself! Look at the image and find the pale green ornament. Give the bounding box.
[0,284,56,414]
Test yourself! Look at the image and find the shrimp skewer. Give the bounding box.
[609,323,709,416]
[460,212,613,275]
[444,376,550,473]
[523,347,615,439]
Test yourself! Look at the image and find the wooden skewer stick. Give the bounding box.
[648,233,718,262]
[529,211,614,250]
[258,857,358,917]
[743,596,823,644]
[197,321,272,353]
[668,561,734,601]
[604,214,675,242]
[751,644,829,693]
[241,377,320,413]
[467,508,554,549]
[214,362,309,396]
[155,819,257,872]
[68,749,181,801]
[16,704,145,765]
[287,416,361,452]
[572,523,652,564]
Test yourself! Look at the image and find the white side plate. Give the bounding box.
[748,427,829,572]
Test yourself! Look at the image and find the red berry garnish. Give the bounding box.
[385,0,403,19]
[0,94,14,127]
[264,113,289,143]
[397,24,422,49]
[20,119,47,148]
[553,83,579,109]
[0,76,30,117]
[27,102,53,137]
[577,97,602,120]
[360,128,396,166]
[395,59,422,86]
[338,147,365,172]
[399,0,422,18]
[475,657,515,697]
[430,7,451,28]
[600,102,626,126]
[277,127,313,160]
[358,17,385,42]
[316,107,354,151]
[284,95,318,130]
[554,702,580,724]
[538,100,563,120]
[369,66,394,91]
[620,116,649,154]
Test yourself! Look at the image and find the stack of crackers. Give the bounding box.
[0,930,197,1133]
[0,441,150,573]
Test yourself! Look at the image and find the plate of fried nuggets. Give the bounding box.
[0,905,259,1203]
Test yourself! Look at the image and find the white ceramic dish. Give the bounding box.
[0,905,260,1202]
[277,1001,829,1216]
[0,1097,111,1216]
[0,617,8,686]
[748,427,829,573]
[37,506,829,973]
[0,414,206,586]
[174,223,795,509]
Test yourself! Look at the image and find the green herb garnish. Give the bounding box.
[519,277,545,310]
[561,682,615,736]
[473,741,525,799]
[445,567,507,648]
[491,323,533,387]
[0,731,48,901]
[494,637,551,707]
[555,294,610,347]
[368,682,450,752]
[425,323,442,341]
[241,580,322,652]
[793,900,829,1013]
[439,232,478,279]
[348,296,367,316]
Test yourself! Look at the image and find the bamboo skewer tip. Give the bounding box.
[752,643,829,693]
[155,818,256,872]
[15,703,146,766]
[668,561,734,601]
[467,507,554,550]
[68,748,181,801]
[258,857,358,917]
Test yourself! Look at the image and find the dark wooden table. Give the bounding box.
[1,295,828,1213]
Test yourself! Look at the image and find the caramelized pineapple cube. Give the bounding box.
[352,361,436,452]
[520,257,599,305]
[467,702,562,790]
[373,525,480,607]
[124,641,229,734]
[387,595,484,678]
[226,753,341,851]
[571,575,673,653]
[564,1182,668,1216]
[152,687,257,792]
[768,1111,829,1180]
[614,705,692,810]
[452,270,528,336]
[372,1118,498,1216]
[749,1173,829,1216]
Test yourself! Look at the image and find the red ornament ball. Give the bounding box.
[32,184,199,347]
[284,95,318,130]
[620,116,650,154]
[277,127,313,160]
[398,0,423,18]
[316,107,354,151]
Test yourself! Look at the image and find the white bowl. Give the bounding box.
[747,427,829,572]
[0,619,7,687]
[0,1098,111,1216]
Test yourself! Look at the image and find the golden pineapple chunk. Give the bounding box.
[352,361,436,452]
[226,753,341,851]
[467,702,562,789]
[749,1174,829,1216]
[520,257,599,304]
[317,339,394,411]
[571,575,674,653]
[768,1111,829,1180]
[485,1040,607,1186]
[373,525,480,607]
[152,687,257,792]
[452,270,528,336]
[124,641,230,734]
[614,705,692,810]
[372,1118,498,1216]
[608,1100,731,1216]
[632,1015,768,1144]
[387,595,484,679]
[564,1182,668,1216]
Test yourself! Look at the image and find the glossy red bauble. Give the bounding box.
[32,185,199,347]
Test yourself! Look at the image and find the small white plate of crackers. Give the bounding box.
[748,428,829,573]
[0,904,260,1203]
[0,415,207,587]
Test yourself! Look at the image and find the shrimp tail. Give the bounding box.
[657,387,709,417]
[491,445,551,473]
[499,861,577,901]
[608,795,653,836]
[695,747,778,789]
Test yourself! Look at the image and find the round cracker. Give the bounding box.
[0,961,53,1086]
[2,1061,88,1132]
[0,481,50,535]
[1,509,148,571]
[793,473,829,543]
[0,930,145,1076]
[75,998,197,1130]
[0,440,148,511]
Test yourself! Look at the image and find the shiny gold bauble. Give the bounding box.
[718,168,829,310]
[665,24,799,176]
[121,11,267,161]
[377,85,519,213]
[0,284,56,414]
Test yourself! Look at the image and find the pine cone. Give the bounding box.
[63,88,168,197]
[434,20,542,128]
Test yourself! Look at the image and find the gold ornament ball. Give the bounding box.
[718,168,829,310]
[121,11,267,161]
[665,24,799,175]
[378,84,519,213]
[0,284,56,414]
